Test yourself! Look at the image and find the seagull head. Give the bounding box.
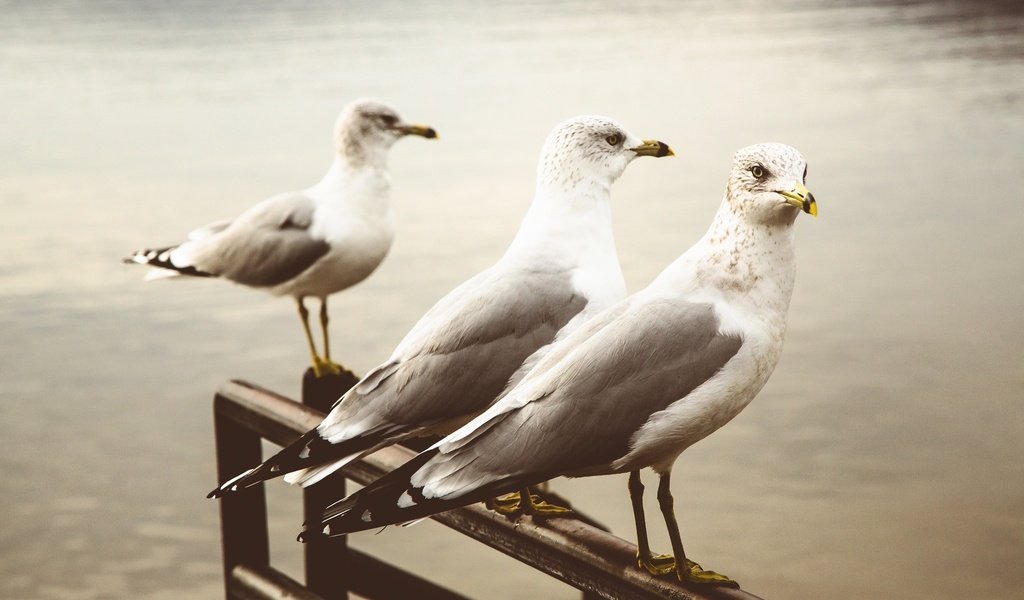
[537,115,673,193]
[334,98,437,164]
[726,142,817,225]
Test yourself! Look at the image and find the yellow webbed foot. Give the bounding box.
[522,492,573,516]
[311,358,343,378]
[679,558,739,587]
[486,492,523,516]
[637,552,676,576]
[486,489,573,519]
[637,553,739,587]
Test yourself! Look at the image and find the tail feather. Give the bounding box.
[124,245,215,278]
[302,449,522,539]
[282,450,364,487]
[143,269,184,281]
[208,428,382,498]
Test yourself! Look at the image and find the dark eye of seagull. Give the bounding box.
[750,164,767,180]
[605,133,622,146]
[379,114,398,127]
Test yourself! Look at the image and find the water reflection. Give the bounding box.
[1,1,1021,599]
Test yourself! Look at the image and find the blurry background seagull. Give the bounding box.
[124,98,437,377]
[209,115,673,497]
[310,143,816,588]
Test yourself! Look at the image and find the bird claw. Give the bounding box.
[311,358,344,378]
[486,492,523,515]
[524,493,573,516]
[486,491,573,519]
[637,553,739,587]
[637,552,677,575]
[679,559,739,587]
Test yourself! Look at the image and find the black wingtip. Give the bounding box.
[207,429,335,501]
[315,448,474,535]
[296,523,335,543]
[122,245,217,278]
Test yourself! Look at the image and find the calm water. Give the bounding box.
[2,1,1022,598]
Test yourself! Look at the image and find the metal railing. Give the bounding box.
[212,378,764,600]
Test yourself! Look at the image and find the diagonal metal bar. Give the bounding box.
[214,380,765,600]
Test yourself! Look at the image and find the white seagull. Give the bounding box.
[208,116,674,497]
[311,143,817,588]
[125,99,437,378]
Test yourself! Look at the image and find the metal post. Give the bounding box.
[301,368,359,600]
[213,392,271,598]
[213,379,767,600]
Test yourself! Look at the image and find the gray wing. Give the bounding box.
[185,192,329,287]
[318,266,588,442]
[187,219,232,241]
[415,298,743,494]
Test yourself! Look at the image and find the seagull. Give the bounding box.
[310,143,817,588]
[124,99,437,378]
[208,115,674,498]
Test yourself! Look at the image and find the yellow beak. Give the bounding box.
[394,123,438,139]
[778,181,818,217]
[629,139,674,158]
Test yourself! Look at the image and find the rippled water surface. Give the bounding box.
[2,1,1022,598]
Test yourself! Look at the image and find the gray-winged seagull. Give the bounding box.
[310,143,817,588]
[125,99,437,377]
[208,116,674,497]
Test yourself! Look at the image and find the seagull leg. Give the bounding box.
[297,298,325,377]
[317,298,342,376]
[629,471,675,575]
[656,471,738,587]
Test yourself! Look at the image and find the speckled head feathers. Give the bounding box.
[333,98,434,163]
[536,115,652,192]
[336,98,400,137]
[726,143,811,224]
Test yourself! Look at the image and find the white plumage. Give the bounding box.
[317,142,817,588]
[208,115,674,497]
[125,98,437,376]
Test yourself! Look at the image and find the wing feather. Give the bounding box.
[414,298,743,499]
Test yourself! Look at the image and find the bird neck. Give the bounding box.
[503,180,617,268]
[665,197,798,319]
[333,125,394,169]
[308,157,392,219]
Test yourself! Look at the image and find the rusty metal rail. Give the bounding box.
[212,379,764,600]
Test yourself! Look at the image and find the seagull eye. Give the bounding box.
[750,165,767,179]
[605,133,622,146]
[380,114,398,127]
